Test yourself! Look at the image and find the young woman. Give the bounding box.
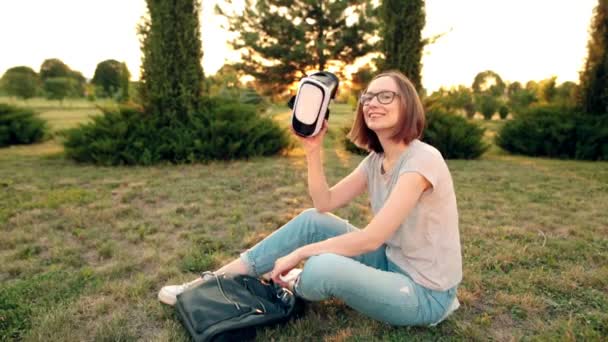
[159,70,462,326]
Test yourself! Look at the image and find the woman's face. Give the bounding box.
[361,76,402,135]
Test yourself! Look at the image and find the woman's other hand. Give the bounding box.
[270,251,303,288]
[292,120,328,154]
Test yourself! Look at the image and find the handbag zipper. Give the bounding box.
[242,278,267,314]
[215,274,241,311]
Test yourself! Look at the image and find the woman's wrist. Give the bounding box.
[294,246,309,259]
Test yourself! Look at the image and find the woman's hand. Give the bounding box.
[270,251,304,288]
[292,120,328,154]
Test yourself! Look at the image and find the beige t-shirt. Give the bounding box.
[358,139,462,291]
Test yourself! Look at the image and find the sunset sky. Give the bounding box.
[0,0,598,92]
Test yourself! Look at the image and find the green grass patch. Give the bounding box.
[0,269,99,341]
[0,102,606,339]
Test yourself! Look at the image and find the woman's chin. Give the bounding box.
[366,122,390,132]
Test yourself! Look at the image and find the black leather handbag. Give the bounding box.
[175,272,305,342]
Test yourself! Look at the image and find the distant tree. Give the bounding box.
[538,76,557,103]
[498,104,509,119]
[43,77,76,103]
[206,64,242,98]
[578,0,608,114]
[555,81,578,107]
[119,63,130,102]
[476,94,499,120]
[0,66,39,99]
[507,81,522,97]
[217,0,378,95]
[508,87,537,115]
[138,0,204,121]
[472,70,505,96]
[351,65,375,96]
[39,59,86,97]
[92,59,130,100]
[379,0,425,91]
[39,58,71,81]
[444,86,475,117]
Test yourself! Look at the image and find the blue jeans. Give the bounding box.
[240,208,457,326]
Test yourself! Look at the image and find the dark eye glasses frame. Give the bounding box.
[359,91,400,105]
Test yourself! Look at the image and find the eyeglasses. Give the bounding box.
[359,91,399,106]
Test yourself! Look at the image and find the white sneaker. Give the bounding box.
[279,268,303,292]
[158,272,215,306]
[429,297,460,327]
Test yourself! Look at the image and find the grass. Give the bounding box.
[1,98,607,341]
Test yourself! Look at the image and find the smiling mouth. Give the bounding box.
[367,113,384,118]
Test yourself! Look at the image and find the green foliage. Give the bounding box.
[138,0,205,121]
[473,71,505,97]
[39,59,85,97]
[217,0,378,95]
[507,85,537,115]
[476,94,499,120]
[379,0,425,91]
[91,59,130,101]
[341,125,368,155]
[498,104,509,119]
[575,113,608,160]
[39,59,72,81]
[0,104,47,147]
[206,65,267,106]
[62,97,289,165]
[472,70,505,96]
[425,86,475,118]
[350,65,375,97]
[538,76,557,103]
[341,109,488,159]
[423,109,488,159]
[578,0,608,115]
[43,77,78,102]
[496,105,608,160]
[554,81,578,107]
[0,66,39,99]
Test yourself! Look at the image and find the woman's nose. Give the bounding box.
[368,96,381,108]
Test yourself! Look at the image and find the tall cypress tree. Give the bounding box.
[218,0,377,95]
[379,0,425,92]
[579,0,608,115]
[138,0,205,122]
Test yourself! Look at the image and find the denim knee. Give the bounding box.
[297,207,323,223]
[295,253,341,301]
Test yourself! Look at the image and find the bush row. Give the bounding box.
[496,106,608,160]
[0,104,47,147]
[62,97,290,165]
[343,109,488,159]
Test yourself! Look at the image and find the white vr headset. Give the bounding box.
[288,71,339,137]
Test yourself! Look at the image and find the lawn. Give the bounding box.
[1,99,607,341]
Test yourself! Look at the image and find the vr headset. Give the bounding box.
[288,71,339,137]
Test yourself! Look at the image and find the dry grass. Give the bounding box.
[0,99,607,341]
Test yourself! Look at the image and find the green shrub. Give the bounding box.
[498,105,509,119]
[0,104,47,147]
[575,114,608,160]
[496,106,608,160]
[424,109,488,159]
[341,126,368,155]
[62,97,289,165]
[341,109,488,159]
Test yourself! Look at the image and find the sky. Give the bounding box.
[0,0,598,92]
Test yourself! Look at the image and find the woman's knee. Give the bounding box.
[296,253,343,300]
[296,208,325,223]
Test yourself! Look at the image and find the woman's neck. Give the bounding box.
[379,136,409,163]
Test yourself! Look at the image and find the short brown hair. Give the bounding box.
[348,70,425,153]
